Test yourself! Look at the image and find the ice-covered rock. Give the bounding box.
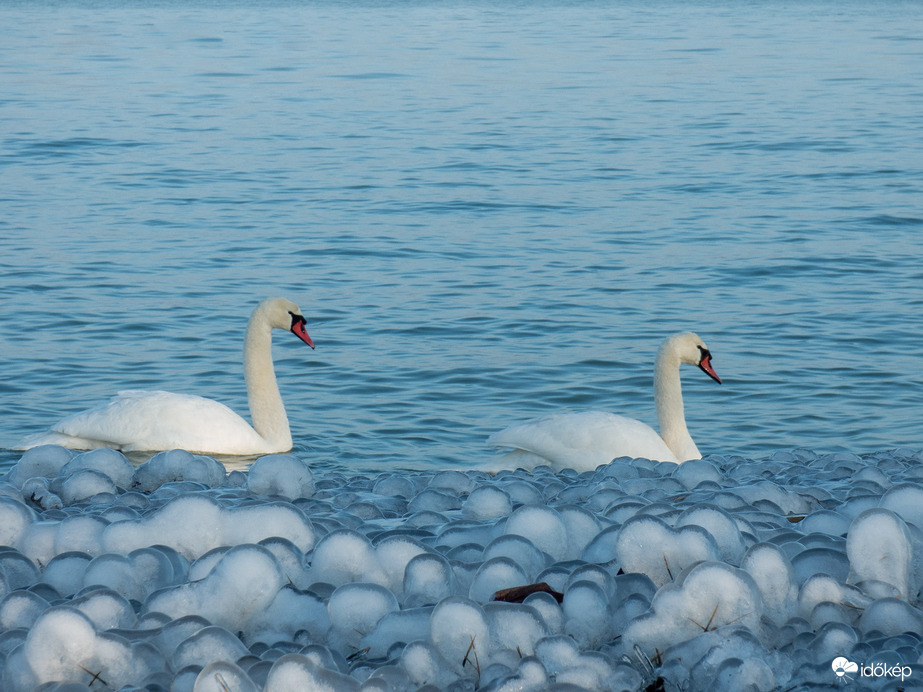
[879,483,923,530]
[623,561,764,656]
[846,508,920,600]
[462,484,513,520]
[0,497,36,549]
[362,606,432,658]
[70,587,135,630]
[194,661,259,692]
[0,589,49,630]
[133,449,226,492]
[2,606,161,690]
[741,542,798,625]
[375,534,429,595]
[858,597,923,636]
[469,557,528,603]
[246,454,314,500]
[403,551,457,607]
[264,653,359,691]
[798,574,871,618]
[42,552,92,597]
[484,601,549,656]
[676,505,748,564]
[61,448,135,489]
[172,624,249,671]
[145,544,285,636]
[792,546,850,585]
[503,505,569,561]
[613,514,721,587]
[673,458,723,490]
[799,509,851,536]
[5,445,74,488]
[429,597,490,675]
[328,582,399,648]
[308,528,386,587]
[564,580,612,647]
[0,446,920,691]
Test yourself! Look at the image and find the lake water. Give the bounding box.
[1,0,921,473]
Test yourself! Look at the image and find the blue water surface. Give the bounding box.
[1,0,922,473]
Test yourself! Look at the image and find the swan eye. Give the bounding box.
[288,311,305,326]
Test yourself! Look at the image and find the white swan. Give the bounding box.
[487,332,721,471]
[15,297,315,455]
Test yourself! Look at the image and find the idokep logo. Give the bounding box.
[832,656,913,683]
[832,657,859,679]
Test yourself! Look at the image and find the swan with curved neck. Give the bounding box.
[16,297,314,455]
[487,332,721,471]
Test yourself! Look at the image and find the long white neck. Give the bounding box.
[654,341,700,461]
[244,306,292,450]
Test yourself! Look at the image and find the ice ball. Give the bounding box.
[247,454,314,500]
[429,597,490,675]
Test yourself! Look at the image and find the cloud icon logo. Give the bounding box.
[832,657,859,678]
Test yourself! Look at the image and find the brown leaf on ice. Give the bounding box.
[492,581,564,603]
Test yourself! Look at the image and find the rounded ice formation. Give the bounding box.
[145,544,286,632]
[623,561,764,656]
[1,444,922,691]
[328,582,399,648]
[846,508,920,600]
[429,597,490,674]
[462,484,513,520]
[403,552,457,607]
[309,529,386,587]
[469,557,528,602]
[246,454,314,499]
[503,505,569,561]
[61,448,136,489]
[133,449,227,492]
[5,444,74,487]
[611,514,721,587]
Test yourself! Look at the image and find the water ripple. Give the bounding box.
[0,0,921,469]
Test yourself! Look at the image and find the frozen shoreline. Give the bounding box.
[0,445,922,690]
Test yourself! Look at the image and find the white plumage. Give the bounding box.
[488,332,721,471]
[16,297,314,455]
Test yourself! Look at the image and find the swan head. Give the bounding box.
[259,297,315,349]
[663,332,721,384]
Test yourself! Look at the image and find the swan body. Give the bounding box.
[16,297,314,455]
[488,332,721,471]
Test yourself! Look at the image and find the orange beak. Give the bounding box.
[698,353,721,384]
[291,317,315,349]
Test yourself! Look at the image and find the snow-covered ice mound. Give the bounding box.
[1,446,922,690]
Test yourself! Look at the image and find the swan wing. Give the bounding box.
[488,410,678,470]
[43,390,269,454]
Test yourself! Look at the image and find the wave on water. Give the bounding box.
[0,444,921,690]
